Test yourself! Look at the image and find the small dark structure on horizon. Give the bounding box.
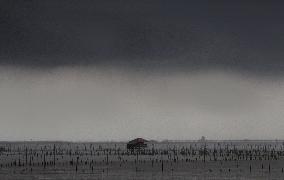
[127,138,148,149]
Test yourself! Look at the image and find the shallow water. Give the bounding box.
[0,141,284,179]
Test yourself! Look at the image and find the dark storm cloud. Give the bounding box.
[0,0,284,75]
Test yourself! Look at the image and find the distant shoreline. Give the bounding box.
[0,139,283,143]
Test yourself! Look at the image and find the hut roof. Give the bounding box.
[128,138,148,144]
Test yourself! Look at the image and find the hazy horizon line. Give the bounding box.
[0,138,283,143]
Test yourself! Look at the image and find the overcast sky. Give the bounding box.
[0,0,284,141]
